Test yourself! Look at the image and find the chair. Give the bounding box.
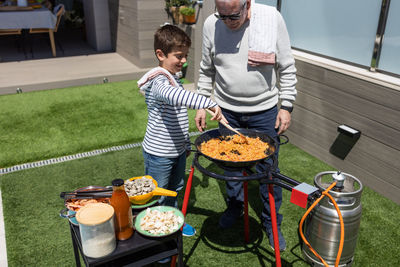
[0,29,22,35]
[29,4,65,57]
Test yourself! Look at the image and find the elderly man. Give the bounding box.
[195,0,297,251]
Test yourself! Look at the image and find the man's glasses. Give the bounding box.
[214,2,247,21]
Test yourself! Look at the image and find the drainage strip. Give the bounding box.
[0,131,205,175]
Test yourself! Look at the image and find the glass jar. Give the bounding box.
[110,179,134,240]
[76,203,116,258]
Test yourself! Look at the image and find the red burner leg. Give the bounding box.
[182,165,195,216]
[171,165,195,267]
[170,256,177,267]
[268,183,281,267]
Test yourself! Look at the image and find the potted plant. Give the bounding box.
[180,6,196,24]
[165,0,190,24]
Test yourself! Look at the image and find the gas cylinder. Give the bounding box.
[302,171,363,267]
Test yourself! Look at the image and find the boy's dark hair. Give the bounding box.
[154,24,191,56]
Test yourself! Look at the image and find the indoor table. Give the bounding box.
[0,6,57,56]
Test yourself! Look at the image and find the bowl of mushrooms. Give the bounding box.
[125,175,177,205]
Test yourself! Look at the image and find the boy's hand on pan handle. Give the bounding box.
[196,107,228,132]
[209,106,228,125]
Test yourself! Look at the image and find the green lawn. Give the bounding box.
[0,80,216,168]
[1,142,399,266]
[0,81,399,266]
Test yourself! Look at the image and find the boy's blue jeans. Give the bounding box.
[220,106,283,232]
[142,150,186,208]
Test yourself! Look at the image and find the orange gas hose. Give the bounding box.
[299,182,345,267]
[325,191,345,266]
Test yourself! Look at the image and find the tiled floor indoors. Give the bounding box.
[0,27,99,63]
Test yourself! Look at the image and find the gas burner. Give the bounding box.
[193,152,306,193]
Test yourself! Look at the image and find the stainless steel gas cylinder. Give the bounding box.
[302,171,363,267]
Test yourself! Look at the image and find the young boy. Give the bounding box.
[138,25,226,238]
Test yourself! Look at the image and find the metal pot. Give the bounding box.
[194,128,279,168]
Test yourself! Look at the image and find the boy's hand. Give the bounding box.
[209,106,228,125]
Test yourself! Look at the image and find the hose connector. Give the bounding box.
[332,171,345,189]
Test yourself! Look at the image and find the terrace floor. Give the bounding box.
[0,28,151,96]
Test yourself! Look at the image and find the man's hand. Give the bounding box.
[195,109,207,132]
[275,109,291,135]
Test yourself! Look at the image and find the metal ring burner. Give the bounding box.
[192,152,310,196]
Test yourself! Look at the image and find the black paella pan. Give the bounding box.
[194,128,280,168]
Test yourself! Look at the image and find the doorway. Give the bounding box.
[0,0,114,63]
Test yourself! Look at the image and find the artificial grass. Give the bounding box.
[0,81,217,168]
[1,80,399,266]
[1,141,399,266]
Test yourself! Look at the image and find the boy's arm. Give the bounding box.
[152,76,217,110]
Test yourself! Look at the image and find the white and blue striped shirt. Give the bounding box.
[140,71,217,158]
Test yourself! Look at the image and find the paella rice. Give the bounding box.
[200,134,269,161]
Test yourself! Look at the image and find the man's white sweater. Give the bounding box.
[197,7,297,113]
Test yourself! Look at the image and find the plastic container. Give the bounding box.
[76,203,116,258]
[110,179,134,240]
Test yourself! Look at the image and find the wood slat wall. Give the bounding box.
[116,0,168,68]
[289,59,400,204]
[115,0,213,80]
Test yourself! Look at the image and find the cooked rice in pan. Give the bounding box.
[199,134,270,161]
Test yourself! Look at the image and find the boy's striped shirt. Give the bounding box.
[142,74,216,157]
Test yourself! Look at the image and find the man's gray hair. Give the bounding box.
[216,0,247,5]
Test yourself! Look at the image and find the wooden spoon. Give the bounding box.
[205,109,249,144]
